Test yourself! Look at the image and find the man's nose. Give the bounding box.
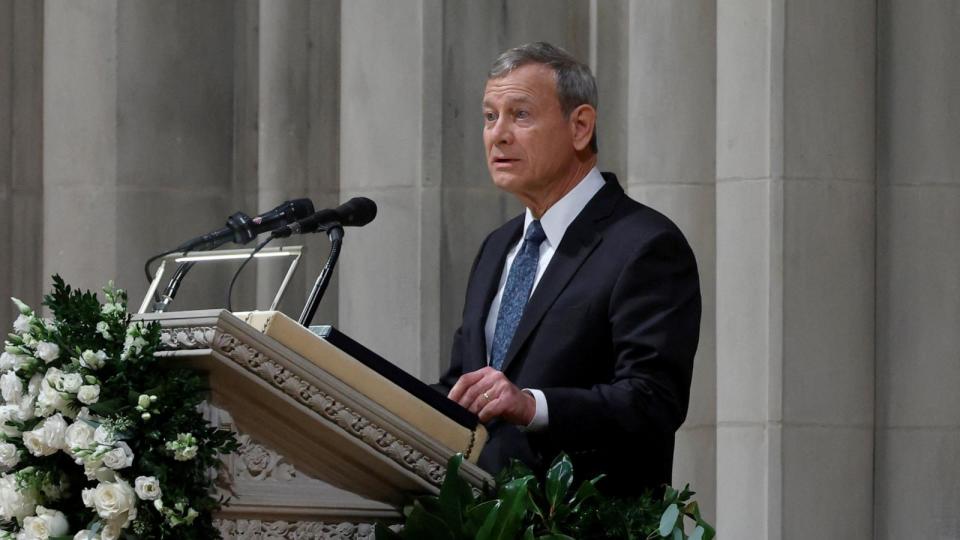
[489,117,514,145]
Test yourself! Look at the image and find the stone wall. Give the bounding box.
[1,1,957,536]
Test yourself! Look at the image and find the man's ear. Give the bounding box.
[569,104,597,152]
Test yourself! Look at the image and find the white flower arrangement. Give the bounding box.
[0,277,237,538]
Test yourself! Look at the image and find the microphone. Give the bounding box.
[272,197,377,238]
[177,198,315,251]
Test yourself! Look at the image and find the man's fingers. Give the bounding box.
[447,368,487,402]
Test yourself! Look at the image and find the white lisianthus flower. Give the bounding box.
[12,314,32,335]
[34,342,60,364]
[22,505,69,539]
[133,476,161,501]
[22,334,37,347]
[65,420,96,454]
[79,350,107,371]
[0,371,23,404]
[77,385,100,405]
[93,425,114,445]
[96,321,111,340]
[136,395,151,409]
[102,442,133,470]
[35,376,68,418]
[0,473,37,522]
[0,352,30,373]
[22,429,55,457]
[11,298,32,315]
[73,530,99,540]
[0,443,19,470]
[99,520,122,540]
[88,479,137,527]
[0,405,21,437]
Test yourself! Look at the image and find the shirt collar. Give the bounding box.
[523,167,606,248]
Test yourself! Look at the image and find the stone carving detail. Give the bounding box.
[214,519,378,540]
[159,326,216,350]
[212,331,446,487]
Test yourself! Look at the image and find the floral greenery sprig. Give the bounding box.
[0,275,238,539]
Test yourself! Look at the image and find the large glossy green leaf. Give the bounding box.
[689,525,705,540]
[478,475,535,540]
[475,501,503,540]
[697,520,716,540]
[537,534,576,540]
[466,500,500,534]
[438,453,474,537]
[671,526,684,540]
[658,504,680,537]
[403,500,455,540]
[545,454,574,513]
[568,475,603,513]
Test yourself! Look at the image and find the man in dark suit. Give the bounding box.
[436,42,701,495]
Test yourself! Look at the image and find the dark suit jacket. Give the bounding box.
[437,172,701,495]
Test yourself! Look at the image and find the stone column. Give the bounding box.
[716,1,876,537]
[43,0,236,309]
[253,0,340,320]
[875,1,960,536]
[617,1,717,523]
[338,0,444,379]
[0,0,44,327]
[438,0,590,374]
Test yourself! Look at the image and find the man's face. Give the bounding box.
[482,64,576,198]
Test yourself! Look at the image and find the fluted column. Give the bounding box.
[0,0,43,327]
[616,1,717,523]
[43,0,236,309]
[716,0,876,537]
[875,1,960,536]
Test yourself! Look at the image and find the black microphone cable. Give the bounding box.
[225,236,274,313]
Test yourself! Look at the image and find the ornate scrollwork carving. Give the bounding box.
[213,518,379,540]
[159,326,216,351]
[212,332,446,487]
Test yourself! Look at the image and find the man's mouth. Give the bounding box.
[492,157,519,166]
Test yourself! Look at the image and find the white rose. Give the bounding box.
[133,476,161,501]
[80,350,107,371]
[26,374,42,399]
[65,421,96,453]
[61,373,83,394]
[0,372,23,404]
[77,385,100,405]
[34,342,60,364]
[101,442,133,470]
[22,429,54,457]
[89,480,137,526]
[81,488,95,508]
[16,395,35,423]
[12,314,31,335]
[22,505,68,539]
[0,443,18,470]
[0,474,36,522]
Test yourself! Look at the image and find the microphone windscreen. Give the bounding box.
[339,197,377,227]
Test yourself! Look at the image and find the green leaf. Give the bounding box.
[689,525,705,540]
[466,499,499,533]
[523,525,536,540]
[437,453,474,536]
[474,500,503,540]
[696,520,715,540]
[537,534,576,540]
[483,475,535,540]
[545,454,574,514]
[568,474,603,514]
[658,504,680,537]
[403,500,455,540]
[671,525,684,540]
[373,522,404,539]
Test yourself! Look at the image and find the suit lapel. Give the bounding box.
[498,174,624,374]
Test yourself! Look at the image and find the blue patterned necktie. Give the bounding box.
[490,220,547,370]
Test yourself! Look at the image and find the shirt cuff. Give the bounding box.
[520,388,549,432]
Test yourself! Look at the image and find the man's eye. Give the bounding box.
[484,112,497,122]
[516,110,529,119]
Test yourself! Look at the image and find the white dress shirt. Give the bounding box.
[484,167,606,431]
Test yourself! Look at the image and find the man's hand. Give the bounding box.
[447,367,536,425]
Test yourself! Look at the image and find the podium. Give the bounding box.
[140,309,492,539]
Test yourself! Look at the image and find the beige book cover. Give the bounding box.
[237,310,488,463]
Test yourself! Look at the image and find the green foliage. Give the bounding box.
[374,453,715,540]
[0,276,239,538]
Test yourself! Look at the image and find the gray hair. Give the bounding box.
[488,42,599,153]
